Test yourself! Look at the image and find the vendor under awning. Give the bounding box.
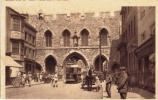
[4,56,23,77]
[4,56,23,68]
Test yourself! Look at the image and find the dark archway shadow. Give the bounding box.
[45,55,57,74]
[94,55,108,72]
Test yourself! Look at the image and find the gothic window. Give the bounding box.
[45,30,52,47]
[99,28,108,46]
[81,29,89,46]
[62,29,71,46]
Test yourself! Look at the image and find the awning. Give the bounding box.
[4,56,23,68]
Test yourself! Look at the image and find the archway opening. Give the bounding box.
[35,62,42,73]
[63,52,88,67]
[94,55,108,72]
[45,55,57,74]
[63,52,88,83]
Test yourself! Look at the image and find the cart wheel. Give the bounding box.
[12,78,20,88]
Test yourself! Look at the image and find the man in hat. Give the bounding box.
[105,72,112,98]
[117,66,128,99]
[25,71,32,87]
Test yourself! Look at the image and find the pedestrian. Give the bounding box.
[21,72,26,86]
[105,72,112,98]
[88,67,92,77]
[87,68,93,91]
[39,72,43,82]
[95,75,101,92]
[50,73,54,86]
[117,67,128,99]
[53,72,58,87]
[25,71,32,87]
[37,72,40,82]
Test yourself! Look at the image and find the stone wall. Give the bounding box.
[27,11,121,71]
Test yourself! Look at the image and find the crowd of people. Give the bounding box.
[16,65,128,99]
[105,66,128,99]
[16,71,59,88]
[82,66,128,99]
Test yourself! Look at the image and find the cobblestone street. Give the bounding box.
[6,81,103,99]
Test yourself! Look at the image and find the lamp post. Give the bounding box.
[99,28,102,72]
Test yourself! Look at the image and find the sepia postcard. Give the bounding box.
[0,0,157,99]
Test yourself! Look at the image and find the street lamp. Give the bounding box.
[99,28,102,72]
[98,17,106,72]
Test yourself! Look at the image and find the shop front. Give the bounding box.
[5,56,23,85]
[135,37,155,93]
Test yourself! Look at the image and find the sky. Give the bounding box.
[4,0,121,14]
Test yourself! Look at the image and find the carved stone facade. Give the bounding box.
[27,11,121,74]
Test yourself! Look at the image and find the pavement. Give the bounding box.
[6,81,102,99]
[102,81,155,99]
[6,81,44,89]
[6,80,155,99]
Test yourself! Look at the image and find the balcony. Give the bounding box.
[10,31,24,40]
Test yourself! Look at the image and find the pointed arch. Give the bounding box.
[99,28,108,46]
[80,29,89,46]
[45,30,52,47]
[63,52,88,67]
[44,55,57,74]
[93,54,108,71]
[62,29,71,46]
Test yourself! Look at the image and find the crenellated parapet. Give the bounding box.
[28,11,120,22]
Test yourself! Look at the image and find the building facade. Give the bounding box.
[135,7,155,92]
[6,7,37,74]
[119,6,155,92]
[119,6,139,87]
[27,11,121,76]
